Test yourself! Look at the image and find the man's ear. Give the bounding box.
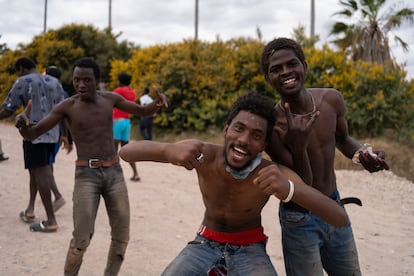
[303,61,308,76]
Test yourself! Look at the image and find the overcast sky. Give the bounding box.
[1,0,413,79]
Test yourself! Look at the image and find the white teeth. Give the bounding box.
[233,146,247,155]
[283,78,295,85]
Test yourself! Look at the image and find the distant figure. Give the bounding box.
[0,139,9,161]
[45,65,73,212]
[113,72,140,181]
[0,57,65,232]
[139,87,154,140]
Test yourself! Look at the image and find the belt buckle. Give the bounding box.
[88,159,100,168]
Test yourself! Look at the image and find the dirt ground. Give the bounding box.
[0,122,413,275]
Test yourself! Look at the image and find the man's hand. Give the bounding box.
[168,140,204,170]
[60,136,73,154]
[253,164,290,199]
[358,147,390,172]
[15,100,33,130]
[152,85,169,109]
[279,102,319,150]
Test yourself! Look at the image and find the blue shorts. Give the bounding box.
[23,141,55,169]
[49,141,60,164]
[113,119,131,142]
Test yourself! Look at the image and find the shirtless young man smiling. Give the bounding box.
[261,37,390,276]
[119,91,348,275]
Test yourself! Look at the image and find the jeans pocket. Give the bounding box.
[282,210,309,226]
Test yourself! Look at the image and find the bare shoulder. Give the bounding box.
[99,90,119,99]
[309,87,344,108]
[55,96,76,110]
[308,87,341,98]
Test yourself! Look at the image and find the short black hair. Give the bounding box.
[118,73,132,86]
[72,57,100,81]
[260,37,306,78]
[46,66,62,80]
[142,87,150,94]
[15,57,36,70]
[226,91,276,142]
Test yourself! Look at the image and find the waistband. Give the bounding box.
[113,118,130,121]
[75,156,119,168]
[197,225,268,246]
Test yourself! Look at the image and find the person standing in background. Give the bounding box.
[139,87,155,140]
[0,57,65,232]
[45,65,73,212]
[113,73,140,181]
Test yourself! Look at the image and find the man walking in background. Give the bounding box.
[113,72,140,181]
[0,57,65,232]
[139,87,155,140]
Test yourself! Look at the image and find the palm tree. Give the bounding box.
[329,0,414,64]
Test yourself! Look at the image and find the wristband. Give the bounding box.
[282,180,295,203]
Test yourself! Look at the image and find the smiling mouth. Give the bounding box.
[232,145,249,160]
[282,78,296,85]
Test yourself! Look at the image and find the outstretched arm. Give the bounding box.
[254,164,349,227]
[119,139,205,170]
[114,86,169,117]
[15,100,65,141]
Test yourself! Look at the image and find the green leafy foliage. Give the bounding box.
[109,39,268,132]
[1,24,413,141]
[0,23,134,95]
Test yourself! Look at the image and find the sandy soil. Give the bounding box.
[0,122,413,276]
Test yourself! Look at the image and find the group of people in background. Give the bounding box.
[0,36,390,276]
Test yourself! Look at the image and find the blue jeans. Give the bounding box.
[64,163,130,276]
[279,194,361,276]
[162,234,277,276]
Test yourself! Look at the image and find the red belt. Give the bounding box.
[197,225,268,246]
[75,156,119,168]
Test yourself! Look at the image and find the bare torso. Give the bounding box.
[59,92,118,160]
[267,88,343,196]
[195,144,271,232]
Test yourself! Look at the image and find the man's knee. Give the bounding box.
[64,246,86,276]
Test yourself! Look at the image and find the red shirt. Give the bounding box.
[112,86,137,119]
